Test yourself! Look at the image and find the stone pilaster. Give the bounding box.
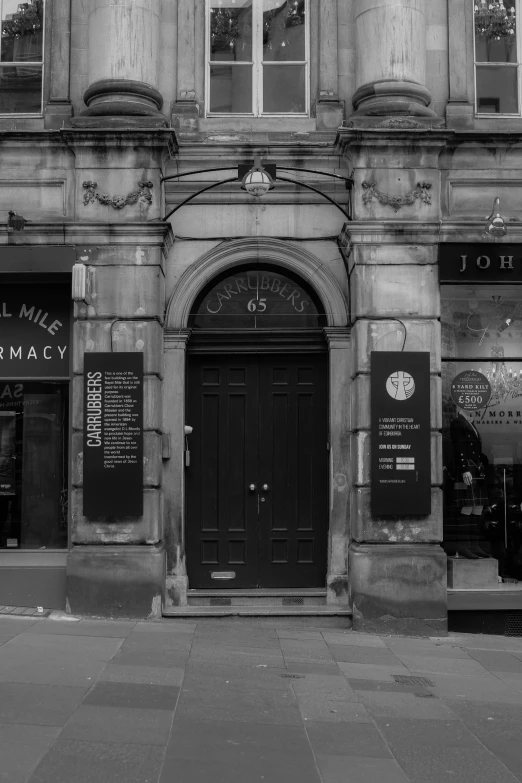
[446,0,474,128]
[171,0,199,135]
[316,0,345,130]
[337,128,447,634]
[44,0,73,129]
[72,0,166,128]
[352,0,438,121]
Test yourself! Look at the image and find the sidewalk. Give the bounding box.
[1,615,522,783]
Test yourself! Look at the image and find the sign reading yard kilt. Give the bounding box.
[371,352,431,516]
[83,352,143,517]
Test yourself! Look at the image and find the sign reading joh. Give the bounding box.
[371,352,431,516]
[439,244,522,283]
[83,352,143,517]
[0,285,70,377]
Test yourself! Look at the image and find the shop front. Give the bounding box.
[440,243,522,634]
[0,248,74,610]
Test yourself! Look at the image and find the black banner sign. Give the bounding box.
[439,244,522,283]
[371,352,431,516]
[83,353,143,517]
[0,284,70,377]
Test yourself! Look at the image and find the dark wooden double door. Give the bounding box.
[186,353,328,589]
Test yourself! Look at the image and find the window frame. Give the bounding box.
[0,0,45,118]
[473,0,521,117]
[205,0,310,118]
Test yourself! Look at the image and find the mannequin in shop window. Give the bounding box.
[448,411,492,559]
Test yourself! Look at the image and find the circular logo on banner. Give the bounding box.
[451,370,491,410]
[386,371,416,400]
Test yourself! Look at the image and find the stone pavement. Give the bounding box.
[1,616,522,783]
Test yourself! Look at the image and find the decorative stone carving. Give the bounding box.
[83,181,153,209]
[378,117,424,129]
[361,181,432,212]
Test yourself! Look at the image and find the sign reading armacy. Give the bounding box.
[450,370,491,411]
[371,352,431,516]
[0,285,70,377]
[83,353,143,517]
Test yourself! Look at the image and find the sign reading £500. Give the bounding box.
[450,370,491,411]
[0,285,70,377]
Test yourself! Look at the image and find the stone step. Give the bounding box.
[163,604,352,618]
[187,588,328,608]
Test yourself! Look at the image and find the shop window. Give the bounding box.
[189,266,325,329]
[0,0,44,114]
[442,286,522,582]
[207,0,308,116]
[474,0,519,114]
[0,382,68,549]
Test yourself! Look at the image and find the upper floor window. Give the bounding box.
[474,0,519,114]
[0,0,44,114]
[207,0,308,116]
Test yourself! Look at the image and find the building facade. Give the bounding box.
[0,0,521,634]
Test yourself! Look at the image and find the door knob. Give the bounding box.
[249,484,256,491]
[262,484,269,491]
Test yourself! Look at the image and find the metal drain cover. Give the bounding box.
[281,673,305,679]
[414,692,436,698]
[393,675,434,688]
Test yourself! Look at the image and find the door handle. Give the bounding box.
[262,484,269,491]
[249,484,256,491]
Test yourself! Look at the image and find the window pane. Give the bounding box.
[263,64,305,112]
[0,63,42,112]
[441,288,522,581]
[209,64,252,112]
[1,0,43,63]
[210,1,252,63]
[475,0,517,63]
[0,383,68,550]
[476,65,518,113]
[263,0,306,62]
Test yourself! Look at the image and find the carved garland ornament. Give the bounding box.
[83,180,153,209]
[362,181,432,212]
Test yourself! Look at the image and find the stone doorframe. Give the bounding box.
[162,238,350,609]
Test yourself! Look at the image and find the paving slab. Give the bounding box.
[184,659,288,685]
[0,633,122,686]
[384,744,519,783]
[290,673,359,702]
[0,617,38,633]
[27,739,164,783]
[326,644,404,666]
[396,653,495,677]
[175,674,303,725]
[83,681,180,710]
[345,678,432,694]
[277,629,325,640]
[321,632,387,648]
[187,648,285,669]
[304,721,392,758]
[465,649,522,673]
[284,661,342,676]
[490,672,522,694]
[294,693,372,723]
[337,662,410,681]
[354,690,459,720]
[0,723,60,783]
[111,647,189,668]
[0,682,87,726]
[160,718,321,783]
[433,635,522,653]
[373,716,486,748]
[99,663,186,687]
[313,755,412,783]
[24,620,136,638]
[425,672,522,704]
[280,638,335,664]
[386,638,472,659]
[61,705,174,746]
[134,620,196,634]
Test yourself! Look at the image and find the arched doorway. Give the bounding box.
[185,265,328,589]
[162,238,350,611]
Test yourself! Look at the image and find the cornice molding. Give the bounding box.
[0,221,174,250]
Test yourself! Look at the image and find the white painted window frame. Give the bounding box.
[473,0,521,117]
[205,0,310,117]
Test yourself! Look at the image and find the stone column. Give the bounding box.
[44,0,73,128]
[73,0,166,128]
[316,0,344,130]
[162,331,191,610]
[446,0,474,128]
[353,0,437,119]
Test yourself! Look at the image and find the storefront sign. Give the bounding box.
[451,370,491,411]
[371,352,431,516]
[83,353,143,517]
[0,285,70,377]
[439,244,522,283]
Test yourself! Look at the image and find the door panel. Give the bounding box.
[186,357,259,588]
[186,353,328,589]
[258,356,328,587]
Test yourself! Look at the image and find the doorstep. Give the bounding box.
[163,588,352,617]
